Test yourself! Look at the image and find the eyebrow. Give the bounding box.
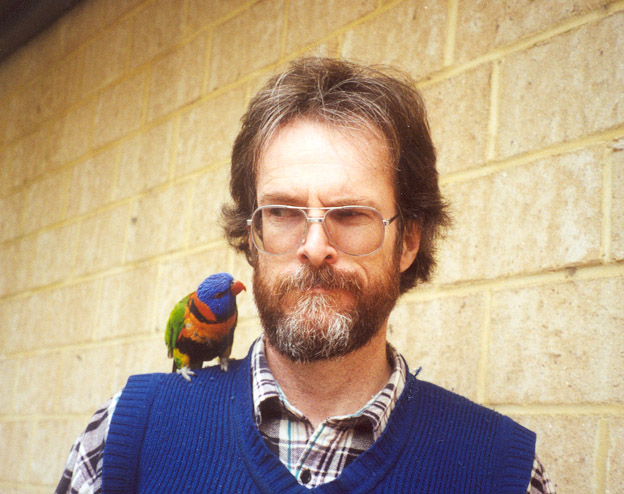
[258,193,376,208]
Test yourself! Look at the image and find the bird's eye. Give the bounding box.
[213,291,227,299]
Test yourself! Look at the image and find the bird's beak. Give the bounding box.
[231,280,246,296]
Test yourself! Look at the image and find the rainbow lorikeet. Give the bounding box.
[165,273,246,381]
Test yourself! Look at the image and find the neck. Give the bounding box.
[264,326,392,428]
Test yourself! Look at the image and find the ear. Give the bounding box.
[399,220,421,273]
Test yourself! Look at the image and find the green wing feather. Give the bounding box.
[165,293,191,358]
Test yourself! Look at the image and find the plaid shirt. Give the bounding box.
[56,337,555,493]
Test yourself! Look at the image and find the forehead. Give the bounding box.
[256,119,395,207]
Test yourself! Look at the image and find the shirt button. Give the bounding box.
[300,469,312,484]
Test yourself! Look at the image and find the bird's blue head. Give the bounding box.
[196,272,246,319]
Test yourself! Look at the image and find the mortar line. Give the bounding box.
[200,25,214,96]
[141,64,152,127]
[593,419,610,494]
[169,114,181,181]
[476,289,491,404]
[601,145,614,262]
[440,124,624,185]
[281,0,290,58]
[108,142,122,206]
[486,61,500,161]
[182,175,197,249]
[443,0,458,67]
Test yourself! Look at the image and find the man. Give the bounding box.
[57,58,554,493]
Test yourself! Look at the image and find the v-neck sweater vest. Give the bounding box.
[103,353,535,493]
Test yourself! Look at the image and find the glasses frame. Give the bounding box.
[246,205,400,257]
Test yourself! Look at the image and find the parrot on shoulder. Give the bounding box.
[165,272,246,381]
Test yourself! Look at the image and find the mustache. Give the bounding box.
[276,265,362,298]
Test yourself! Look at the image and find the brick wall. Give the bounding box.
[0,1,622,492]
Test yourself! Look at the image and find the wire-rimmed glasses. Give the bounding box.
[247,205,399,256]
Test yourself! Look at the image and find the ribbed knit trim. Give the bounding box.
[102,373,165,494]
[492,418,537,493]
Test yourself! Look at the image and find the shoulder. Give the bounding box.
[117,358,250,407]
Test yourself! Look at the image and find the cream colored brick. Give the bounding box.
[0,189,25,241]
[4,88,46,143]
[612,140,624,260]
[455,0,607,63]
[0,355,17,413]
[29,419,88,485]
[609,419,624,494]
[94,264,158,340]
[0,225,77,295]
[0,298,22,355]
[125,181,189,261]
[116,119,173,200]
[389,294,484,400]
[437,148,602,283]
[422,64,491,174]
[147,33,207,121]
[67,147,117,216]
[497,12,624,158]
[0,237,31,296]
[176,86,246,175]
[74,205,129,275]
[232,322,262,359]
[28,223,79,289]
[128,0,186,70]
[13,353,63,414]
[342,0,446,78]
[0,124,51,192]
[92,70,147,148]
[42,48,85,111]
[79,16,133,97]
[49,100,95,166]
[153,247,233,329]
[185,0,249,32]
[60,0,144,55]
[488,276,624,404]
[33,281,100,349]
[21,170,69,234]
[59,346,120,414]
[208,0,284,91]
[189,165,230,245]
[0,420,31,482]
[288,0,376,53]
[115,339,169,390]
[512,415,597,494]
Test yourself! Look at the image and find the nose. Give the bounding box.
[296,219,338,267]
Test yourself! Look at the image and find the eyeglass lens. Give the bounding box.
[251,206,386,256]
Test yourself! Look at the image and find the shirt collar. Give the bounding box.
[250,335,408,440]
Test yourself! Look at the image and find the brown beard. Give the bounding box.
[253,261,401,363]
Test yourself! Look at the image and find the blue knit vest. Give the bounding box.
[103,352,535,493]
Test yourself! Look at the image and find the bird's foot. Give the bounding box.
[176,366,196,382]
[219,357,229,372]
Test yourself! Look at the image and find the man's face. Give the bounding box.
[252,118,418,362]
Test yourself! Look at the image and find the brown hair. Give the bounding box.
[222,57,450,292]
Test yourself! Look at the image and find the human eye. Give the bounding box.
[330,207,373,224]
[264,206,300,220]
